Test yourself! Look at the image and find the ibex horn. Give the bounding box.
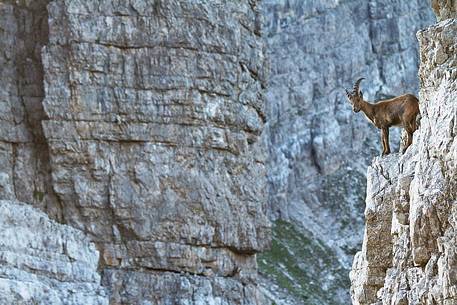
[353,78,365,95]
[345,88,351,97]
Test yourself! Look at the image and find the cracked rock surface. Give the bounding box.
[1,0,271,304]
[350,2,457,304]
[0,0,62,220]
[260,0,434,303]
[0,200,108,305]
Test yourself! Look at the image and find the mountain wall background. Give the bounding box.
[0,0,452,305]
[260,0,434,304]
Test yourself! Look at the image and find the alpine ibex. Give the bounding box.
[345,78,420,156]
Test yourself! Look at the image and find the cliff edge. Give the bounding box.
[350,1,457,304]
[260,0,434,303]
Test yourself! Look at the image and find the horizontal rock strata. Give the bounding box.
[0,200,108,305]
[1,0,271,303]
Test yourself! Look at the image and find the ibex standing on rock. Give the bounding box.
[345,78,420,156]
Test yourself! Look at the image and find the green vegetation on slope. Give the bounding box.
[258,220,350,305]
[319,168,366,257]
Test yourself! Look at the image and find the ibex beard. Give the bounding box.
[345,78,420,156]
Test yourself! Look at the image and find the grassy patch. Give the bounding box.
[318,168,366,256]
[258,220,350,305]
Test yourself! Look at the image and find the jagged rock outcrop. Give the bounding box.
[350,2,457,304]
[432,0,457,21]
[1,0,271,304]
[0,200,108,305]
[260,0,434,303]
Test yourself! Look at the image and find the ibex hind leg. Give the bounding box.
[402,131,413,154]
[411,117,417,132]
[402,122,415,154]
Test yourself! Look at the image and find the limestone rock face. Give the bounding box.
[0,200,108,305]
[350,6,457,305]
[0,0,62,220]
[1,0,271,304]
[260,0,434,303]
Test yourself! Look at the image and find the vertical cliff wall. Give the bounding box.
[0,0,62,219]
[259,0,434,304]
[0,0,271,304]
[350,1,457,304]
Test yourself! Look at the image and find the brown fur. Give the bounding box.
[345,78,420,155]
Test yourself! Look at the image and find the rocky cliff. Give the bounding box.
[1,0,451,304]
[260,0,434,304]
[0,0,271,304]
[350,1,457,304]
[0,200,108,305]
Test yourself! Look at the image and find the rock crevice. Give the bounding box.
[0,0,271,304]
[350,1,457,303]
[0,0,63,221]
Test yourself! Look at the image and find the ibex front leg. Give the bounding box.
[381,127,390,156]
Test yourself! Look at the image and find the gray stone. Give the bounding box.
[102,269,270,305]
[0,200,108,305]
[260,0,434,303]
[350,9,457,305]
[1,0,271,303]
[0,0,62,221]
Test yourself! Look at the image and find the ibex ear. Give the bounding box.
[359,91,363,98]
[345,89,351,99]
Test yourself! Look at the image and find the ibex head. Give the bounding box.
[345,78,365,113]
